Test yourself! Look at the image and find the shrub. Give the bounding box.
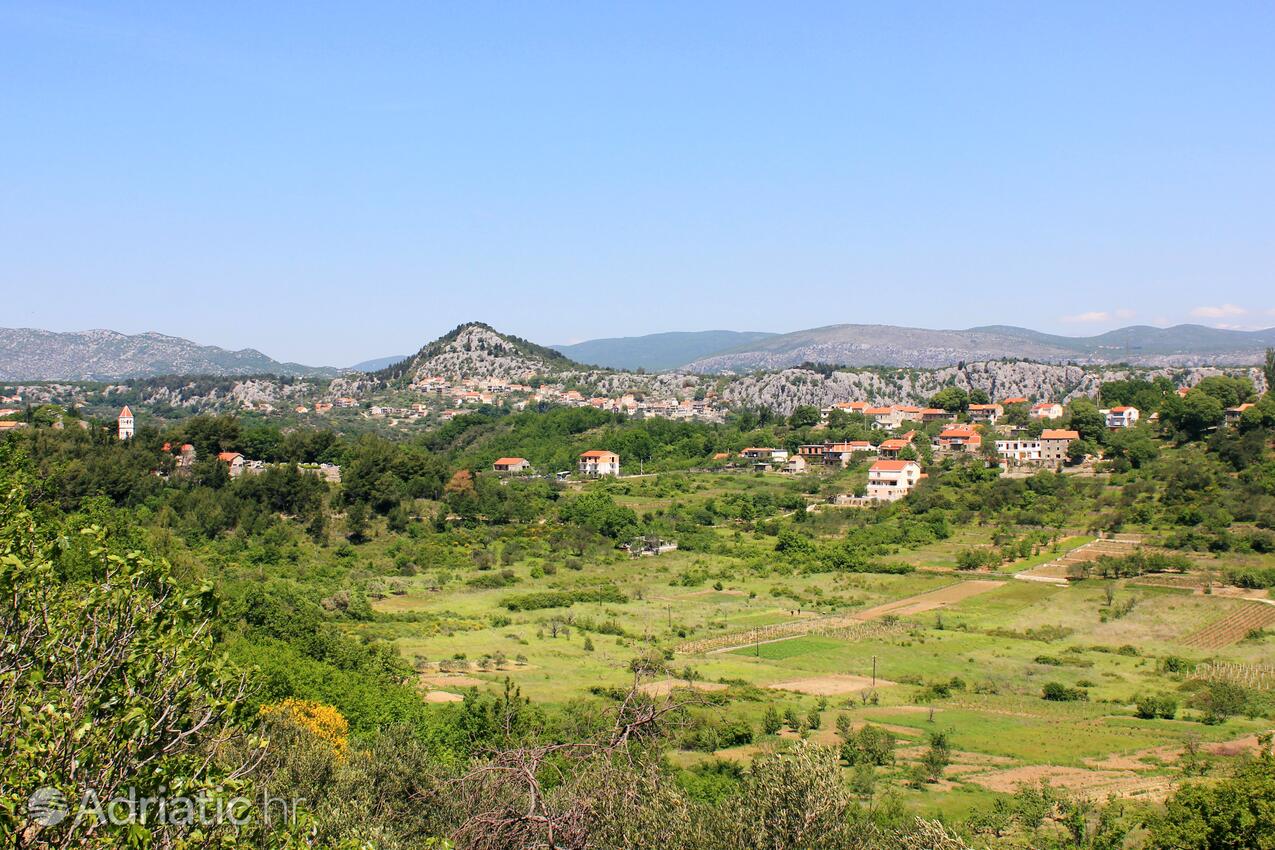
[1042,681,1088,701]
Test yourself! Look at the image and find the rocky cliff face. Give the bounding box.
[717,361,1267,415]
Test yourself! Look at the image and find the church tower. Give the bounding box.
[117,405,134,440]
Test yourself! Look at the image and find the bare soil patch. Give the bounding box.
[767,674,895,695]
[423,691,464,703]
[637,679,729,697]
[420,674,484,688]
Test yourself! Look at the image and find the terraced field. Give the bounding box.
[1181,600,1275,648]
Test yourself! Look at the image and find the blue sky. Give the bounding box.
[2,2,1273,366]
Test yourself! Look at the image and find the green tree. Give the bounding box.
[1148,746,1275,849]
[0,469,252,847]
[1162,390,1225,440]
[1066,399,1107,443]
[788,405,821,428]
[1193,375,1255,408]
[929,387,970,413]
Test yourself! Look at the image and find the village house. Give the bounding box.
[877,436,913,460]
[216,451,246,478]
[1225,403,1254,427]
[493,457,532,474]
[893,405,925,423]
[578,450,620,477]
[797,444,828,458]
[995,439,1041,464]
[0,420,27,431]
[921,408,953,423]
[739,447,780,461]
[1105,406,1140,429]
[822,401,870,419]
[1031,402,1064,420]
[866,459,923,502]
[967,403,1003,425]
[294,405,309,414]
[313,402,333,414]
[117,405,134,440]
[936,426,982,452]
[865,406,902,429]
[824,440,875,466]
[781,454,808,474]
[174,443,197,470]
[1001,397,1029,406]
[1039,429,1081,465]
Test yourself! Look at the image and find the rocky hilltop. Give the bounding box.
[380,323,583,383]
[0,328,336,381]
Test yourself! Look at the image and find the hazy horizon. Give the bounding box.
[3,3,1273,364]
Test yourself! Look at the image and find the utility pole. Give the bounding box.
[666,605,672,629]
[872,655,878,687]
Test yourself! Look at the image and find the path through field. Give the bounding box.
[679,580,1001,654]
[850,580,1005,620]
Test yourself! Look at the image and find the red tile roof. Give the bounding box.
[870,460,917,472]
[1040,429,1080,440]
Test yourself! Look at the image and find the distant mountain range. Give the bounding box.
[4,321,1272,383]
[552,330,776,371]
[0,328,337,382]
[681,323,1275,372]
[349,355,409,372]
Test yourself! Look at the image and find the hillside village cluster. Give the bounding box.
[473,389,1241,505]
[9,381,1246,510]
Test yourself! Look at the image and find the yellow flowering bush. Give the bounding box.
[260,698,350,755]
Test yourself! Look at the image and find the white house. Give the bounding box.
[1030,402,1064,420]
[1105,406,1139,429]
[117,405,134,440]
[996,439,1041,463]
[866,460,922,502]
[578,450,620,477]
